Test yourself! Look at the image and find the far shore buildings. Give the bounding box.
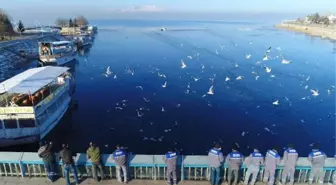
[328,15,336,24]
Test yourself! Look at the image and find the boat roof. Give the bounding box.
[0,66,69,94]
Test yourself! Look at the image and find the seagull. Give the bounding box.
[103,66,112,77]
[265,67,272,73]
[270,74,276,78]
[115,107,123,110]
[215,49,219,55]
[266,46,272,54]
[185,90,190,94]
[263,55,269,61]
[225,77,230,82]
[306,76,311,81]
[202,94,207,98]
[162,81,167,88]
[310,89,319,97]
[201,64,205,71]
[187,55,193,59]
[181,60,187,68]
[281,58,292,64]
[255,76,259,80]
[191,76,201,82]
[143,97,150,102]
[187,83,190,88]
[136,86,143,90]
[113,75,117,79]
[137,110,144,117]
[327,89,331,95]
[276,47,282,51]
[236,76,244,80]
[158,72,166,78]
[234,63,239,68]
[272,100,279,105]
[176,104,181,107]
[207,86,214,95]
[161,107,165,112]
[245,54,251,59]
[304,85,308,90]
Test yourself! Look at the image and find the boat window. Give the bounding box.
[36,112,48,126]
[4,119,18,129]
[19,119,36,128]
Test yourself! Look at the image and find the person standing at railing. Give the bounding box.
[113,145,128,184]
[226,144,243,185]
[281,144,298,185]
[38,141,57,183]
[86,142,104,182]
[243,148,264,185]
[59,144,80,185]
[308,144,327,184]
[263,146,281,185]
[208,143,224,185]
[163,148,178,185]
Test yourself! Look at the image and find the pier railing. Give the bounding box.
[0,152,334,184]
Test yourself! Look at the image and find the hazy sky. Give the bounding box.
[2,0,336,24]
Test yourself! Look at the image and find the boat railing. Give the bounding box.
[0,152,334,184]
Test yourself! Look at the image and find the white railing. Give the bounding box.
[0,152,334,184]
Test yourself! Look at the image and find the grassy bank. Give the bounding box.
[276,23,336,40]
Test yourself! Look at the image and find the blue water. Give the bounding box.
[2,19,336,156]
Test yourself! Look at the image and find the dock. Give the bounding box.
[0,152,335,184]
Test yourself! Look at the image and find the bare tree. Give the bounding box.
[55,18,68,27]
[75,15,89,27]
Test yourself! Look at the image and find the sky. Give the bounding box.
[2,0,336,24]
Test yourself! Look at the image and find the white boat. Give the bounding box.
[0,66,74,147]
[38,41,77,66]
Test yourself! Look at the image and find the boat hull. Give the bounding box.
[0,135,39,147]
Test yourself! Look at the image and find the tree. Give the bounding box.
[311,12,320,23]
[17,20,25,32]
[69,18,73,27]
[319,16,329,25]
[55,18,68,27]
[0,9,14,38]
[75,15,89,27]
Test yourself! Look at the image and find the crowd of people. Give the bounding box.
[37,141,331,185]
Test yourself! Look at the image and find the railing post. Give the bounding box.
[181,155,184,182]
[19,152,25,177]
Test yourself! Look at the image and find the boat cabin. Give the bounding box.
[0,66,71,130]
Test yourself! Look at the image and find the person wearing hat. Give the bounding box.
[38,141,56,182]
[86,142,104,182]
[59,144,79,185]
[226,144,243,185]
[308,143,327,184]
[263,146,281,185]
[163,148,178,185]
[281,144,298,185]
[208,143,224,185]
[113,144,128,184]
[244,148,264,185]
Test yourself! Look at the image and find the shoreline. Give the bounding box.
[276,23,336,40]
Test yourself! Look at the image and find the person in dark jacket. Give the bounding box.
[163,148,178,185]
[38,141,56,182]
[59,144,79,185]
[87,142,104,182]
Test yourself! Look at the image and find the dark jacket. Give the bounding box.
[60,148,74,165]
[38,143,54,163]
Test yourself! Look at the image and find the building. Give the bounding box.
[327,15,336,24]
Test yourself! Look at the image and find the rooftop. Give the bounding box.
[0,66,69,94]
